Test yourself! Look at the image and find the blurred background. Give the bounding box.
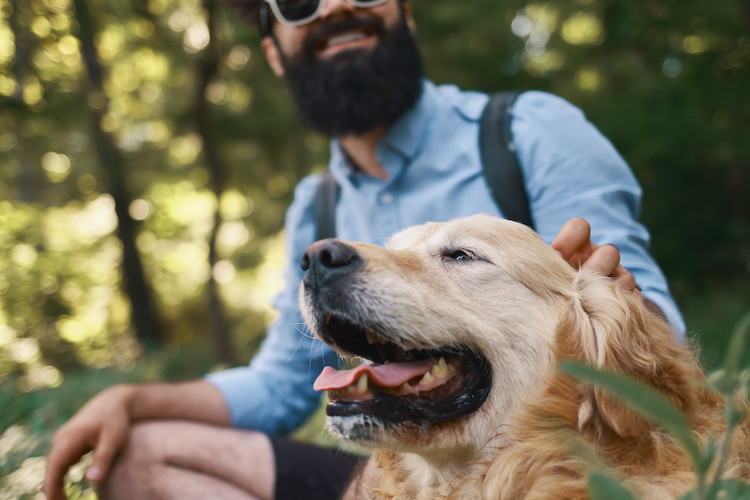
[1,0,748,496]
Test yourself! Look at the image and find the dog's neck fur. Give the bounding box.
[366,410,530,498]
[373,449,485,499]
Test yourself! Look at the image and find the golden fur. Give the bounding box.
[300,215,750,499]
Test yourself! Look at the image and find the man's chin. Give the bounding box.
[282,11,423,137]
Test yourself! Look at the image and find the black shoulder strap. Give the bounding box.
[314,170,340,240]
[479,91,534,229]
[314,90,532,240]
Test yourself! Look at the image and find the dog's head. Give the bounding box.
[299,215,695,463]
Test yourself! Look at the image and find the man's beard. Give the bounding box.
[279,11,423,137]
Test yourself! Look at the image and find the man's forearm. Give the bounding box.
[123,379,232,426]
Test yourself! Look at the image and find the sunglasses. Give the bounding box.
[262,0,390,28]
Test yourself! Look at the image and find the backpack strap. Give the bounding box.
[314,170,340,241]
[314,91,532,240]
[479,91,534,229]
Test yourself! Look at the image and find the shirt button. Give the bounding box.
[379,192,393,204]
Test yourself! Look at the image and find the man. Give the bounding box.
[43,0,685,499]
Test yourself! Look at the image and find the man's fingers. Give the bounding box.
[581,244,620,276]
[551,219,644,303]
[44,431,92,500]
[585,245,643,299]
[550,217,593,263]
[612,263,639,293]
[42,457,68,500]
[86,419,128,483]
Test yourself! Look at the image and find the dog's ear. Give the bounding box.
[556,271,699,439]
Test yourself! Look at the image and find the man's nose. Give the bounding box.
[318,0,356,20]
[301,239,362,289]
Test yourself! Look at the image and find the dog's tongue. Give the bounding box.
[314,359,437,392]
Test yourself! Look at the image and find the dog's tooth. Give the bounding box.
[399,382,411,392]
[358,373,368,393]
[432,357,449,377]
[420,371,434,385]
[346,385,355,394]
[365,329,379,345]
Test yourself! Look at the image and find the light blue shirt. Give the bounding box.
[207,80,685,434]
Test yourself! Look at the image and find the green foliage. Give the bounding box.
[562,312,750,500]
[588,472,634,500]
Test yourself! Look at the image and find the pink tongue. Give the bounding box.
[314,359,438,392]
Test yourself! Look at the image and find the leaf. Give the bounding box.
[710,479,750,499]
[559,361,703,471]
[707,369,733,394]
[588,472,634,500]
[676,489,696,500]
[722,312,750,389]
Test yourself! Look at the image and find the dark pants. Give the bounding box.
[270,437,368,500]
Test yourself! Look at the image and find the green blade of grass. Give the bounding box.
[559,361,702,471]
[682,479,750,500]
[588,472,635,500]
[722,312,750,385]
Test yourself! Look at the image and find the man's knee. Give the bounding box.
[99,421,178,498]
[99,421,275,500]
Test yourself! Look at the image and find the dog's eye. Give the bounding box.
[444,249,474,262]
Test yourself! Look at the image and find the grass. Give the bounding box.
[1,284,748,498]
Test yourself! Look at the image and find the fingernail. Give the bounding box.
[86,466,103,482]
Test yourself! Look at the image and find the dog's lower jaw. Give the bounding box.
[326,414,395,446]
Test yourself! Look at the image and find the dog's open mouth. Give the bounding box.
[313,314,492,426]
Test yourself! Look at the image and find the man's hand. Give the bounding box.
[43,380,231,500]
[44,385,136,500]
[551,218,641,299]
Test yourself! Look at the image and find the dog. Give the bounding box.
[299,214,750,499]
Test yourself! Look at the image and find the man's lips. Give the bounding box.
[325,30,368,49]
[313,27,378,57]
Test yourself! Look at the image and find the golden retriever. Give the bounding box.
[298,214,750,499]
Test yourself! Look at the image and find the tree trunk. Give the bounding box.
[73,0,161,345]
[195,0,234,364]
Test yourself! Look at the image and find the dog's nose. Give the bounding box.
[301,239,359,271]
[301,239,361,288]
